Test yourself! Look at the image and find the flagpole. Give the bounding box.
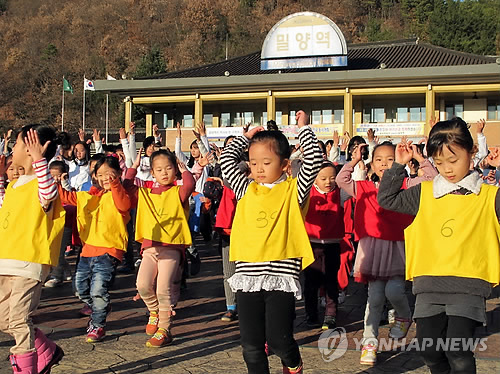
[105,94,109,143]
[82,75,86,132]
[61,76,65,132]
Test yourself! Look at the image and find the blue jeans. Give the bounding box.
[75,254,117,327]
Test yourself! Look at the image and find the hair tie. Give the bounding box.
[110,153,120,160]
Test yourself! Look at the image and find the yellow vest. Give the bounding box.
[135,186,192,246]
[0,179,65,265]
[230,177,314,269]
[76,191,129,251]
[405,181,500,286]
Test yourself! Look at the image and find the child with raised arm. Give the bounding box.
[0,125,66,374]
[336,140,437,366]
[220,110,323,374]
[125,149,195,347]
[378,118,500,374]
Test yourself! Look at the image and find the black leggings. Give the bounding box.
[416,313,479,374]
[237,290,301,374]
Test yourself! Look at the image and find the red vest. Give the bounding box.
[354,180,414,241]
[305,186,345,240]
[215,186,237,233]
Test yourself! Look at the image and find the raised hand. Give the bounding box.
[333,130,339,148]
[395,140,414,165]
[367,128,376,143]
[476,118,486,134]
[0,155,6,175]
[487,148,500,168]
[132,148,143,169]
[93,129,101,142]
[244,126,265,139]
[411,144,425,163]
[351,143,368,164]
[78,128,85,142]
[119,128,126,140]
[341,132,351,152]
[176,122,182,138]
[25,129,50,161]
[243,123,251,135]
[429,115,437,128]
[153,124,159,137]
[129,122,136,135]
[177,160,188,173]
[197,122,206,137]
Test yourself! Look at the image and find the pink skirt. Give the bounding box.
[353,236,405,283]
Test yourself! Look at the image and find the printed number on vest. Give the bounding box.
[2,212,9,229]
[256,211,278,228]
[441,219,455,238]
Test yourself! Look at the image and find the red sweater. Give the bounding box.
[215,186,237,235]
[354,180,414,241]
[305,186,345,240]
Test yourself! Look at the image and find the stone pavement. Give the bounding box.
[1,238,499,373]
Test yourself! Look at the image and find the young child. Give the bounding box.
[44,161,73,288]
[378,118,500,374]
[68,141,91,191]
[303,162,346,330]
[336,140,437,366]
[0,125,66,374]
[58,155,131,343]
[220,110,323,374]
[125,149,195,347]
[5,155,25,184]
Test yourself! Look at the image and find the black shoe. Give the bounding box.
[322,315,336,330]
[220,310,238,322]
[117,264,135,274]
[306,316,321,328]
[189,253,201,276]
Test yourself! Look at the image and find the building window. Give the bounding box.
[203,114,213,127]
[221,113,231,127]
[276,111,283,126]
[445,103,464,120]
[334,109,344,124]
[183,114,193,127]
[397,107,408,122]
[372,108,385,123]
[488,103,500,120]
[289,111,297,125]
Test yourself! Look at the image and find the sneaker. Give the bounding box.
[360,344,377,365]
[44,278,63,288]
[79,304,92,317]
[86,323,105,343]
[338,291,346,305]
[220,310,237,322]
[146,312,159,336]
[306,316,321,328]
[146,328,173,348]
[389,317,411,339]
[283,360,303,374]
[322,315,336,330]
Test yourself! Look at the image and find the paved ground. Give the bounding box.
[1,237,499,373]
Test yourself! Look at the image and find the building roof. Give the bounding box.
[143,39,497,80]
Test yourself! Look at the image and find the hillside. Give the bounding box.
[0,0,498,133]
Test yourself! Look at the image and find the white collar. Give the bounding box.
[433,172,483,198]
[259,173,287,189]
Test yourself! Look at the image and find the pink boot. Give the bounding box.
[34,328,64,374]
[10,351,37,373]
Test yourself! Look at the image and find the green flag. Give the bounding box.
[63,78,73,94]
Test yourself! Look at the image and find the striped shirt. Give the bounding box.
[220,126,323,279]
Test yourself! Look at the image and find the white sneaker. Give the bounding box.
[360,344,377,365]
[44,278,63,288]
[338,291,346,305]
[389,317,411,339]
